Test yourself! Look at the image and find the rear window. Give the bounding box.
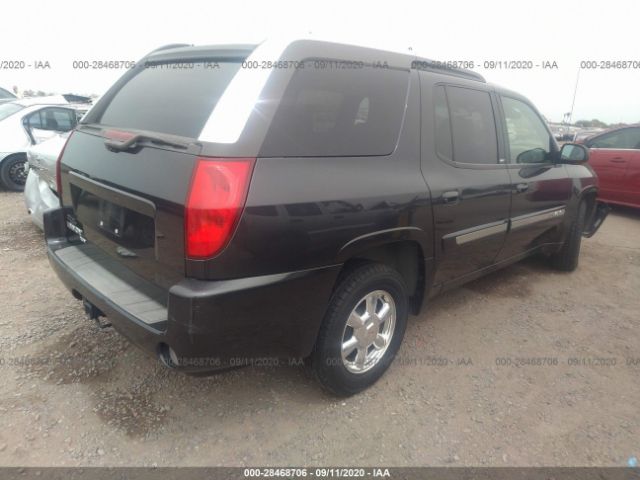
[260,62,409,157]
[0,102,24,121]
[97,62,242,138]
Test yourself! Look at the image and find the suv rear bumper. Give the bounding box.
[44,208,340,372]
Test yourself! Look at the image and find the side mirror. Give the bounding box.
[559,143,589,164]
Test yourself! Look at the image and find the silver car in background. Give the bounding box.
[0,96,89,191]
[24,133,70,229]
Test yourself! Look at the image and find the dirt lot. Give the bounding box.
[0,189,638,467]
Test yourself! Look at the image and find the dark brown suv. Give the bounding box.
[44,39,608,395]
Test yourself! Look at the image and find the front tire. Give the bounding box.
[312,263,408,396]
[0,154,28,192]
[550,201,587,272]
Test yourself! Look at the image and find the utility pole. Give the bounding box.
[568,67,580,126]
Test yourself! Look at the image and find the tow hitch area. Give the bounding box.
[82,298,112,329]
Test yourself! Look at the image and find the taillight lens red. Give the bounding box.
[185,157,254,259]
[103,129,135,142]
[55,131,75,201]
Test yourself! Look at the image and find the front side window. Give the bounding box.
[445,86,498,164]
[49,108,76,131]
[588,128,640,149]
[260,62,409,157]
[501,96,552,164]
[26,108,76,131]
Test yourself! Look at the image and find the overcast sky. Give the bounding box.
[2,0,638,124]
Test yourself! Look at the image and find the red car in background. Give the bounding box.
[581,125,640,208]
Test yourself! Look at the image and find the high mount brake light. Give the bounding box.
[184,157,254,259]
[102,129,136,142]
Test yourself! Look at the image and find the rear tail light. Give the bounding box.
[185,157,255,259]
[55,131,75,201]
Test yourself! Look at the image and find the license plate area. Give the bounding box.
[99,200,126,238]
[68,172,156,251]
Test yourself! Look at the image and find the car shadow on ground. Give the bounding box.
[608,204,640,220]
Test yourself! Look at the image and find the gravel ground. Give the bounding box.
[0,189,639,467]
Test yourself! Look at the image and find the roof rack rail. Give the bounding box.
[411,58,486,83]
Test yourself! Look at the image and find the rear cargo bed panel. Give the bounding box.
[55,244,168,328]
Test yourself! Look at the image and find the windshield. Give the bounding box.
[0,102,24,122]
[0,87,17,99]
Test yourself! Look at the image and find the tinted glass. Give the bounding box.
[50,108,76,131]
[590,128,640,149]
[0,88,15,99]
[0,102,24,121]
[446,86,498,164]
[260,62,409,157]
[98,62,242,138]
[629,128,640,149]
[26,111,43,129]
[501,96,552,163]
[434,86,453,160]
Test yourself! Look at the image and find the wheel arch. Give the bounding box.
[577,185,598,232]
[336,231,432,315]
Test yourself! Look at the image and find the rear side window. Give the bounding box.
[438,86,498,165]
[97,62,242,138]
[260,62,409,157]
[434,86,453,160]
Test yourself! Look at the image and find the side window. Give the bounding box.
[260,62,409,157]
[445,86,498,164]
[501,96,552,164]
[50,108,76,131]
[25,108,76,131]
[433,86,453,160]
[589,129,640,149]
[25,111,44,129]
[630,128,640,149]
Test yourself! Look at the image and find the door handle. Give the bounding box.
[610,157,626,163]
[442,190,459,204]
[515,183,529,193]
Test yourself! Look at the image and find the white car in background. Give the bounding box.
[0,95,90,191]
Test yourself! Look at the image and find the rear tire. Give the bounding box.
[0,154,28,192]
[550,201,587,272]
[312,263,408,396]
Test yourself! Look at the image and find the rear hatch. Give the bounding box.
[58,50,251,290]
